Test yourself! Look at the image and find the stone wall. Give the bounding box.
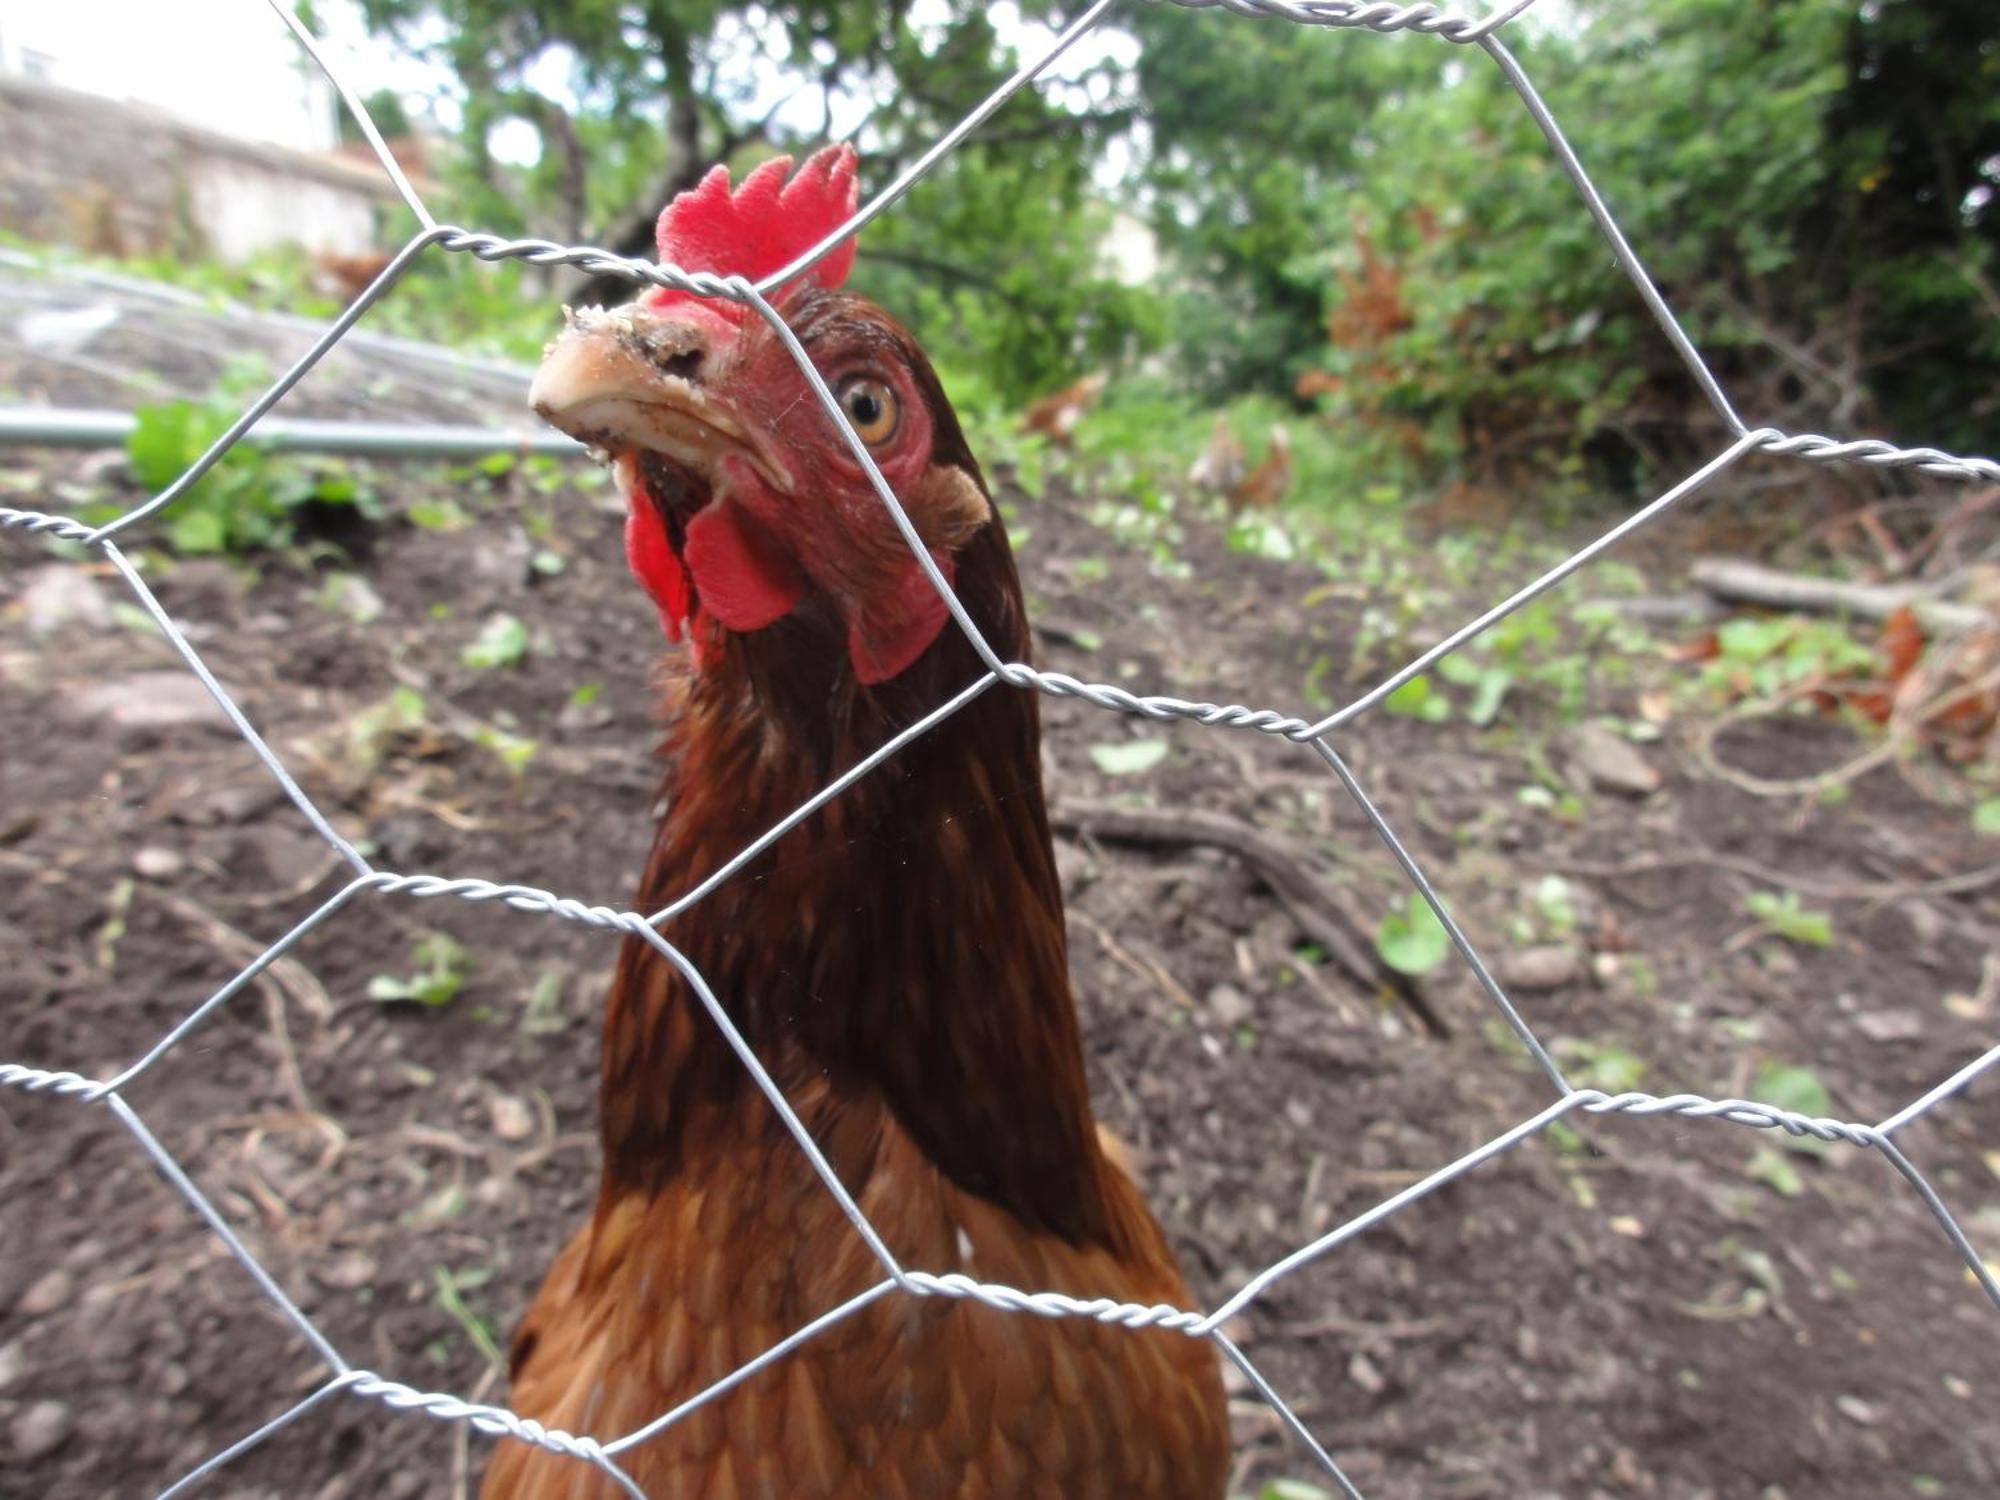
[0,73,398,263]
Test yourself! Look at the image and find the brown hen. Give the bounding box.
[489,146,1228,1500]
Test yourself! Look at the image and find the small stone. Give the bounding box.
[1854,1010,1925,1043]
[132,847,185,881]
[1052,838,1093,895]
[490,1093,534,1142]
[1901,901,1948,947]
[1501,945,1583,992]
[15,1268,74,1318]
[1569,723,1662,798]
[556,693,614,734]
[1348,1351,1386,1394]
[313,1252,379,1291]
[178,780,284,826]
[241,824,331,888]
[11,1400,70,1461]
[1609,1447,1647,1489]
[323,574,385,625]
[160,559,245,605]
[1206,984,1254,1028]
[1835,1394,1877,1426]
[19,566,113,634]
[1944,1374,1972,1400]
[0,1339,23,1393]
[72,672,232,733]
[470,530,534,587]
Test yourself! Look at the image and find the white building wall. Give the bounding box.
[0,0,338,153]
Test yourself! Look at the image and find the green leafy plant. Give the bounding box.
[1742,890,1834,948]
[1745,1144,1807,1198]
[1738,1062,1838,1195]
[346,686,431,774]
[470,723,538,773]
[1552,1037,1648,1093]
[462,613,531,669]
[119,362,376,555]
[1375,893,1449,975]
[433,1265,505,1372]
[408,496,474,532]
[1437,651,1514,726]
[367,932,472,1007]
[1529,874,1580,936]
[1702,616,1876,701]
[1089,739,1170,776]
[1751,1061,1837,1149]
[1382,674,1450,723]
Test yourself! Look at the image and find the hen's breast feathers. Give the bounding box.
[488,1089,1226,1500]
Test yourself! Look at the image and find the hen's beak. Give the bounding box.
[530,304,793,495]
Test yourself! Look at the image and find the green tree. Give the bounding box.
[352,0,1153,400]
[1131,0,1997,490]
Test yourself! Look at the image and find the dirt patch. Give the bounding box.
[2,456,1996,1499]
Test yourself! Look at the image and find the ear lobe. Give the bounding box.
[907,463,992,548]
[848,552,955,685]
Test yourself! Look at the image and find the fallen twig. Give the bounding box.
[1068,907,1200,1014]
[1051,801,1450,1038]
[1694,661,2000,800]
[1536,849,2000,905]
[155,889,333,1025]
[1689,556,1990,636]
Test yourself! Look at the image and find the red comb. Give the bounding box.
[647,144,859,313]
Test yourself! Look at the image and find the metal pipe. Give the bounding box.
[0,405,583,459]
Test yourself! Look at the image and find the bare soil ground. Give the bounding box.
[2,443,1997,1500]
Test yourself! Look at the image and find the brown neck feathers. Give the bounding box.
[596,518,1121,1247]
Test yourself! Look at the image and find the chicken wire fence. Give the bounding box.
[4,0,2000,1494]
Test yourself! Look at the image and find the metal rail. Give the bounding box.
[0,405,581,459]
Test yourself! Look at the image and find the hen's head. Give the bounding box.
[531,146,995,687]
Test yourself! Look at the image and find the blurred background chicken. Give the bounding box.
[1186,412,1245,498]
[1018,370,1107,447]
[1226,425,1292,512]
[310,249,396,306]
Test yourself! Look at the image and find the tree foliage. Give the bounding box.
[353,0,1997,491]
[352,0,1154,400]
[1135,0,1998,490]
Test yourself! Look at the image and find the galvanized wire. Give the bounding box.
[2,1,1997,1497]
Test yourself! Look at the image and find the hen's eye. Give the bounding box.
[838,377,900,446]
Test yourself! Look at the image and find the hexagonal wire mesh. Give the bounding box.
[3,0,1999,1495]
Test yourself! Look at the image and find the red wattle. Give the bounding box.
[683,501,807,631]
[624,492,689,642]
